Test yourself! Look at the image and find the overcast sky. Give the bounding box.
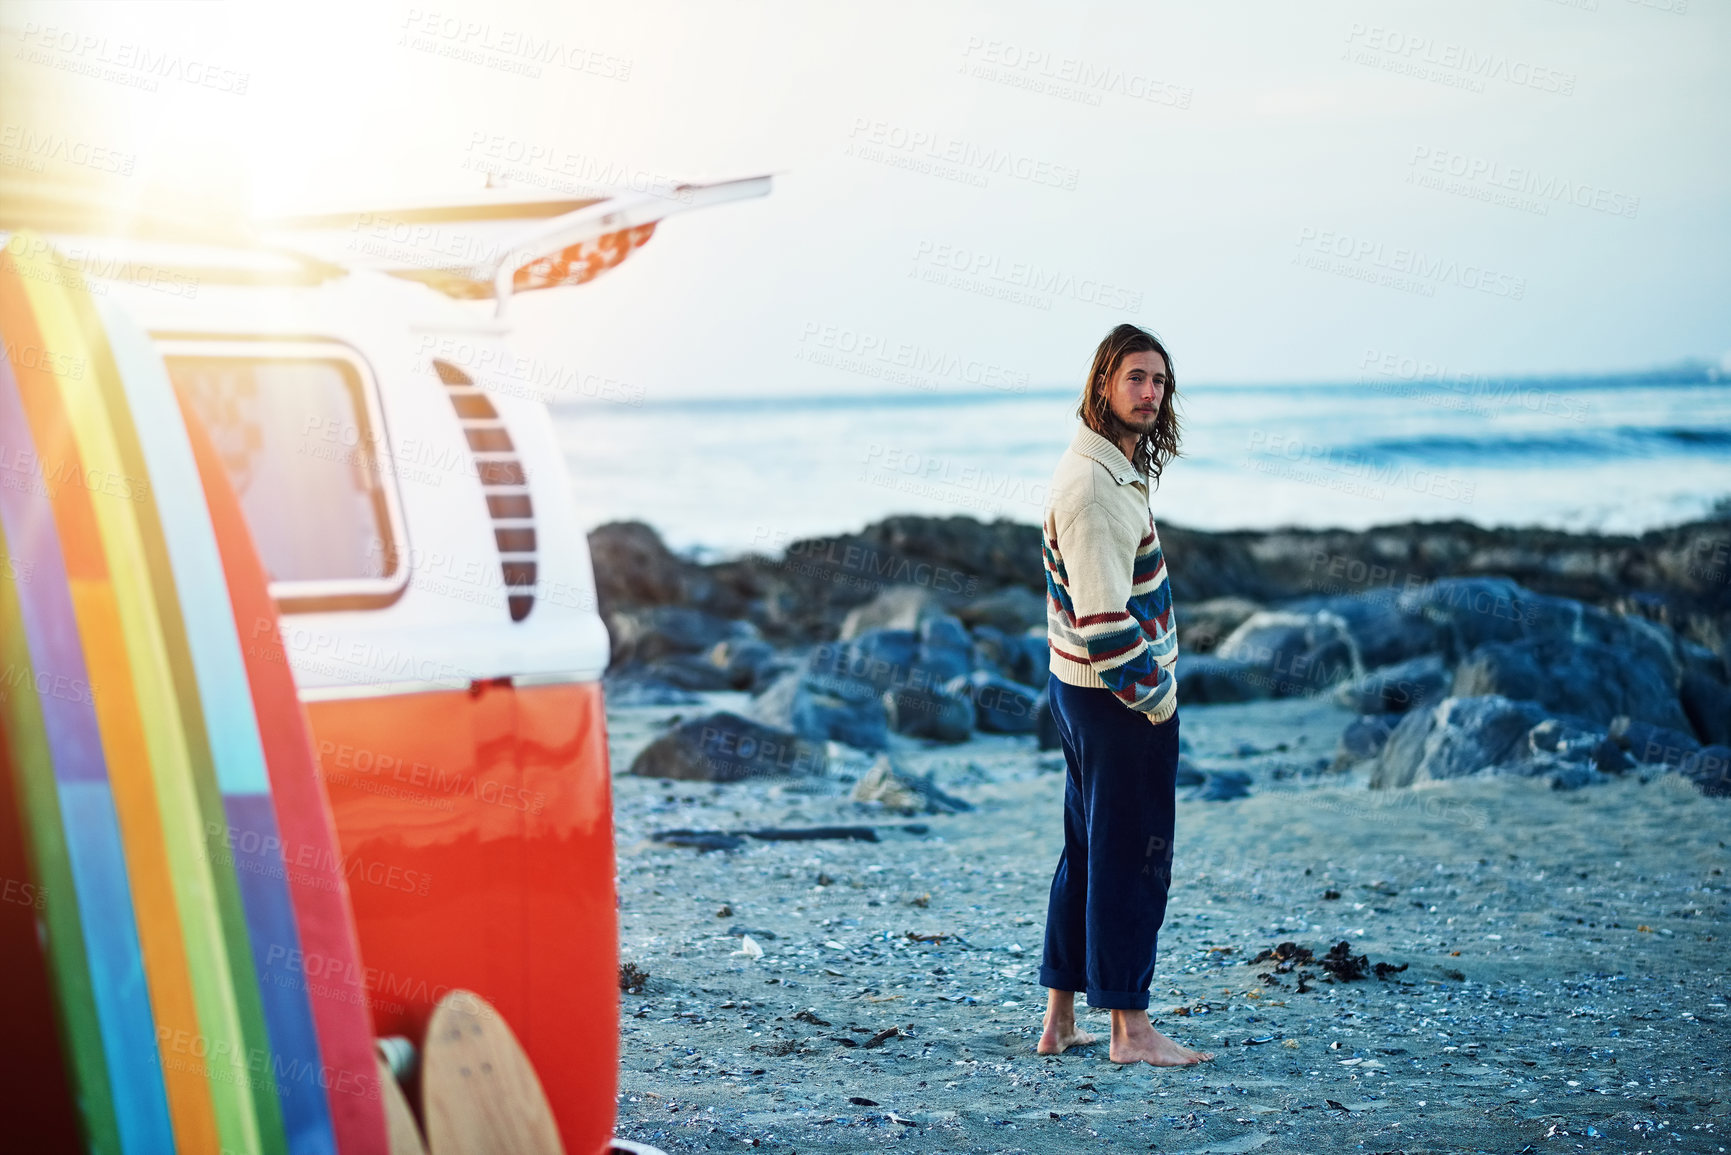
[7,0,1728,399]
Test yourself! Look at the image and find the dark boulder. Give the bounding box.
[636,655,736,692]
[629,712,828,781]
[608,606,759,666]
[1333,654,1449,715]
[883,683,974,743]
[1191,769,1252,801]
[839,584,949,638]
[949,670,1042,734]
[1333,714,1398,769]
[1680,669,1731,746]
[918,614,975,683]
[806,629,920,701]
[1035,692,1062,751]
[971,625,1050,687]
[1281,590,1447,670]
[1609,716,1700,768]
[748,670,889,751]
[1452,635,1690,733]
[1174,654,1275,703]
[1174,596,1262,655]
[707,637,786,693]
[1369,696,1551,788]
[1678,745,1731,797]
[953,585,1048,634]
[1215,611,1357,696]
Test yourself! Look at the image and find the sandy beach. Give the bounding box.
[605,691,1728,1154]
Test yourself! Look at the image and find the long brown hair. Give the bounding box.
[1078,323,1183,487]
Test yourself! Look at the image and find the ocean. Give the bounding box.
[550,371,1731,562]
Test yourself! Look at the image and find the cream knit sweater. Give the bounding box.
[1041,422,1179,723]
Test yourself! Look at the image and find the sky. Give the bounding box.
[3,0,1728,400]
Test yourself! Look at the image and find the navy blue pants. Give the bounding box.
[1038,673,1180,1011]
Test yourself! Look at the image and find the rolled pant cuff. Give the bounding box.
[1039,966,1087,993]
[1085,987,1151,1011]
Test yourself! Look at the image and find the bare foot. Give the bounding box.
[1036,989,1099,1054]
[1037,1019,1099,1055]
[1108,1010,1214,1066]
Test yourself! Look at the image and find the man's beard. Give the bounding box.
[1103,406,1160,449]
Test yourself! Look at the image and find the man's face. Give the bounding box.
[1106,349,1168,434]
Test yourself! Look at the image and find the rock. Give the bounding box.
[706,637,784,692]
[839,585,949,639]
[917,614,974,682]
[1035,693,1062,751]
[970,625,1049,687]
[748,670,889,752]
[1281,591,1448,670]
[1174,654,1275,703]
[952,585,1048,634]
[1523,716,1630,783]
[587,519,702,617]
[1215,610,1357,696]
[1680,669,1731,746]
[1371,695,1629,790]
[1175,756,1206,786]
[602,673,702,707]
[1333,715,1398,769]
[1173,596,1263,654]
[883,683,974,742]
[806,623,976,712]
[628,712,828,781]
[951,670,1041,734]
[1191,769,1251,801]
[637,655,736,692]
[1369,696,1551,789]
[1681,640,1728,684]
[1678,745,1731,797]
[1609,716,1700,768]
[850,755,973,814]
[1333,654,1450,715]
[1452,635,1691,733]
[608,606,760,665]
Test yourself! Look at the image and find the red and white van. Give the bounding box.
[18,174,768,1154]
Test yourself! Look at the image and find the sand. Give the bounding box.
[606,692,1729,1154]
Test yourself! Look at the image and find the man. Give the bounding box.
[1035,322,1213,1066]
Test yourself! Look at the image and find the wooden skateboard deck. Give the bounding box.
[376,1054,428,1155]
[422,990,564,1155]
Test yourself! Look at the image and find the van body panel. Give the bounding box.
[306,678,616,1155]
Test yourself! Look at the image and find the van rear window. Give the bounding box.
[167,352,401,596]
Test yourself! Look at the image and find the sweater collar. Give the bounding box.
[1070,422,1147,487]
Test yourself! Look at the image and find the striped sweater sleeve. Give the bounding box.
[1052,499,1176,719]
